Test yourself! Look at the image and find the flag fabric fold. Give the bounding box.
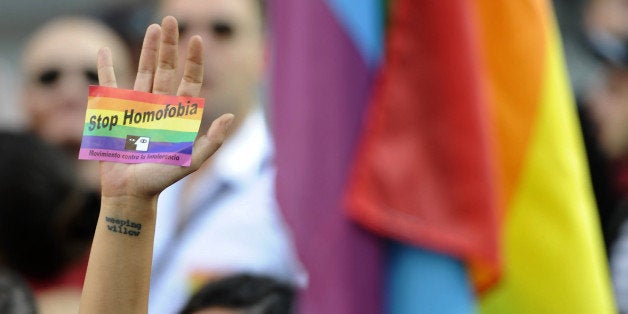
[345,0,500,292]
[346,0,615,312]
[272,0,616,312]
[476,1,615,312]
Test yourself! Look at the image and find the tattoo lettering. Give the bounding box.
[105,216,142,237]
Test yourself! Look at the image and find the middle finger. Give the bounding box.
[153,16,179,95]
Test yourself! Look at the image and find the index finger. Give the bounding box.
[97,47,117,88]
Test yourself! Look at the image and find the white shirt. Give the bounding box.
[148,108,305,314]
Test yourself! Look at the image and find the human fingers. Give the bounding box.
[134,24,162,92]
[97,47,117,88]
[176,35,203,97]
[187,114,235,173]
[152,16,179,95]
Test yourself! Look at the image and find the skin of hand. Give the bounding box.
[98,16,234,200]
[78,16,233,314]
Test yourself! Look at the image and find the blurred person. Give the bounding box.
[150,1,304,313]
[18,16,133,313]
[583,0,628,248]
[0,131,96,313]
[77,15,231,313]
[179,273,295,314]
[582,0,628,311]
[76,18,285,314]
[587,66,628,313]
[577,0,627,241]
[0,30,233,314]
[21,16,134,190]
[584,0,628,67]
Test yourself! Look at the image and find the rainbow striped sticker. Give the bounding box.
[79,86,205,166]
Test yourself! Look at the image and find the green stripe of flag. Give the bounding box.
[83,124,198,142]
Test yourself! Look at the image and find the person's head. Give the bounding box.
[0,131,97,280]
[21,16,133,152]
[584,0,628,67]
[584,0,628,159]
[179,274,294,314]
[587,67,628,159]
[158,0,267,133]
[585,0,628,38]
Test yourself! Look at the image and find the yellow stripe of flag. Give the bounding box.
[84,108,202,133]
[478,0,615,312]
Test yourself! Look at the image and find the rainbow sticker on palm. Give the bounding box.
[79,86,204,166]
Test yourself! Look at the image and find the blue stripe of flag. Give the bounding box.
[323,0,384,67]
[387,242,476,314]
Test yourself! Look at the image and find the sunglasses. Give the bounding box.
[178,20,236,40]
[33,68,99,86]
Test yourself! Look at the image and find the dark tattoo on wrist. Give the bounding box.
[105,216,142,237]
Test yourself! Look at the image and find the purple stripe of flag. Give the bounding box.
[270,0,383,313]
[80,136,194,154]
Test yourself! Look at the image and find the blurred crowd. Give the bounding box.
[0,0,626,313]
[0,0,300,313]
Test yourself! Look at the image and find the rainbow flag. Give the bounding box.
[475,0,615,312]
[272,0,615,312]
[345,0,496,312]
[79,86,204,166]
[346,0,615,312]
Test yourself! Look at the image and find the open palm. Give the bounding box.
[96,16,233,199]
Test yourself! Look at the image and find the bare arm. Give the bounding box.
[79,16,233,314]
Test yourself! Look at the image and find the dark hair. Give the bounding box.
[179,273,295,314]
[0,131,97,280]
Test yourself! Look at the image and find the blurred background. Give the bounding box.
[0,0,601,131]
[0,0,152,129]
[1,0,624,313]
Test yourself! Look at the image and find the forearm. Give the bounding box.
[79,195,158,314]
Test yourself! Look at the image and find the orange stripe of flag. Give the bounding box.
[86,97,203,121]
[472,0,547,211]
[88,85,205,109]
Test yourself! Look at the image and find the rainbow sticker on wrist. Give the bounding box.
[78,86,205,166]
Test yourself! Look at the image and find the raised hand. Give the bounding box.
[96,16,233,200]
[80,17,232,314]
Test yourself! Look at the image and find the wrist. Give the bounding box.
[100,194,159,217]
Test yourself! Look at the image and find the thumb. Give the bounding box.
[188,114,235,172]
